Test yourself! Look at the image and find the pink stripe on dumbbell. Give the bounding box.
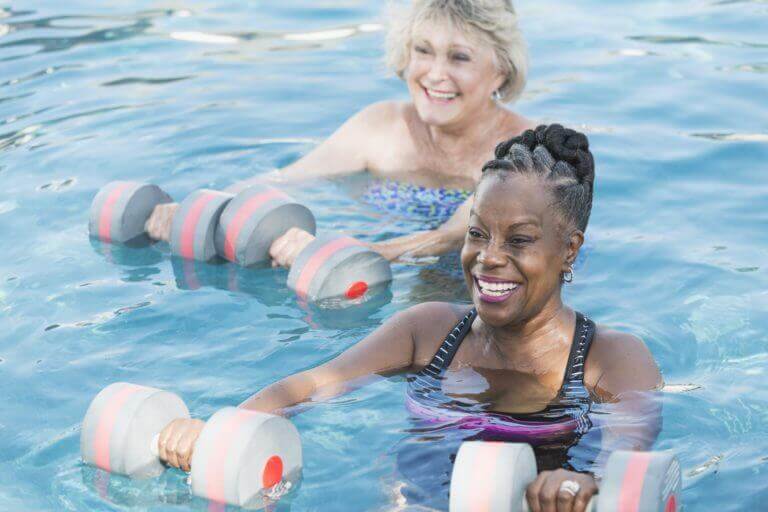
[618,452,652,511]
[469,442,503,512]
[98,183,131,242]
[205,409,251,504]
[180,193,217,260]
[93,384,142,472]
[294,237,361,300]
[223,189,285,262]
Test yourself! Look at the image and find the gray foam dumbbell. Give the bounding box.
[215,185,316,267]
[449,441,681,512]
[81,383,303,509]
[169,189,233,262]
[89,181,172,244]
[286,234,392,304]
[190,407,302,509]
[80,382,190,479]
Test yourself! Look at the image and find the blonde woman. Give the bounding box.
[147,0,534,264]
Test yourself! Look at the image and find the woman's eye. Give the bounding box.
[508,237,532,246]
[468,228,485,239]
[451,53,470,62]
[414,45,430,55]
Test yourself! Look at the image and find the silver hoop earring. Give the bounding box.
[562,266,574,283]
[492,89,501,102]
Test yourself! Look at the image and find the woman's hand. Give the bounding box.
[269,227,315,268]
[145,203,179,242]
[157,418,205,472]
[368,240,405,262]
[525,469,598,512]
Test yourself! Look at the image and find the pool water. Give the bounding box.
[1,0,767,510]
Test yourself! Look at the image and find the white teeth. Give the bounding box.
[426,88,457,99]
[477,279,518,294]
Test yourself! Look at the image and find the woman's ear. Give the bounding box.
[562,230,584,271]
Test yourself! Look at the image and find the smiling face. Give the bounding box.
[405,19,505,129]
[461,172,583,328]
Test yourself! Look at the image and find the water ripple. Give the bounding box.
[691,132,768,142]
[169,22,383,47]
[717,63,768,73]
[0,19,152,56]
[101,76,192,87]
[1,64,83,89]
[628,34,768,48]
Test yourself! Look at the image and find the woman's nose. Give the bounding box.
[477,242,505,268]
[425,56,449,83]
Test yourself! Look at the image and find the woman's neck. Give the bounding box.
[473,297,575,372]
[425,101,508,155]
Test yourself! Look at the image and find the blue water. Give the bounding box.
[1,0,767,510]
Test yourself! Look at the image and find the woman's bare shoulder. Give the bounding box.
[355,101,410,125]
[398,302,472,366]
[498,109,537,137]
[584,324,663,397]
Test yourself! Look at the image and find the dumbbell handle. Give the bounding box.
[150,432,194,477]
[522,495,597,511]
[150,433,160,457]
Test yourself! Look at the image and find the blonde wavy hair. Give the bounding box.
[385,0,528,103]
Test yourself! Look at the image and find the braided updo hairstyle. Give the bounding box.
[481,124,595,233]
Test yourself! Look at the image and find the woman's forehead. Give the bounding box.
[412,17,486,49]
[473,174,554,225]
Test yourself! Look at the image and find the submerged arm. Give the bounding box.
[525,330,663,511]
[238,307,419,413]
[370,195,472,261]
[231,102,397,193]
[587,330,664,474]
[157,306,420,470]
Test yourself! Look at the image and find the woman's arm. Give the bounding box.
[525,330,663,512]
[266,101,399,185]
[370,195,472,261]
[156,304,423,470]
[146,102,397,240]
[586,330,664,467]
[239,305,418,412]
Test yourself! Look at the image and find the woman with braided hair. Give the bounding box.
[144,0,534,263]
[157,125,662,512]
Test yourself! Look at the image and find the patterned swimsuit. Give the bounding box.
[362,180,471,220]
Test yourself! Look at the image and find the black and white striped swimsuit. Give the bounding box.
[405,308,596,443]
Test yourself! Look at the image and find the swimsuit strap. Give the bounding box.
[420,308,477,378]
[420,309,596,389]
[561,312,596,387]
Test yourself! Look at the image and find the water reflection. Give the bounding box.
[171,257,393,329]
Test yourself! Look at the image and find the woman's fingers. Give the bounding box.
[269,228,315,268]
[526,471,548,512]
[572,475,598,512]
[526,470,598,512]
[145,203,179,242]
[156,418,205,471]
[539,470,565,512]
[175,420,205,472]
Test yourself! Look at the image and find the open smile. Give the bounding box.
[423,86,459,103]
[473,274,521,303]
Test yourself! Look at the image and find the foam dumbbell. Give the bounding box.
[287,234,392,303]
[169,189,233,261]
[80,382,191,478]
[215,186,316,267]
[89,181,172,244]
[449,441,681,512]
[190,407,302,508]
[81,383,303,509]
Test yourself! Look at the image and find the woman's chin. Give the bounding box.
[413,102,461,127]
